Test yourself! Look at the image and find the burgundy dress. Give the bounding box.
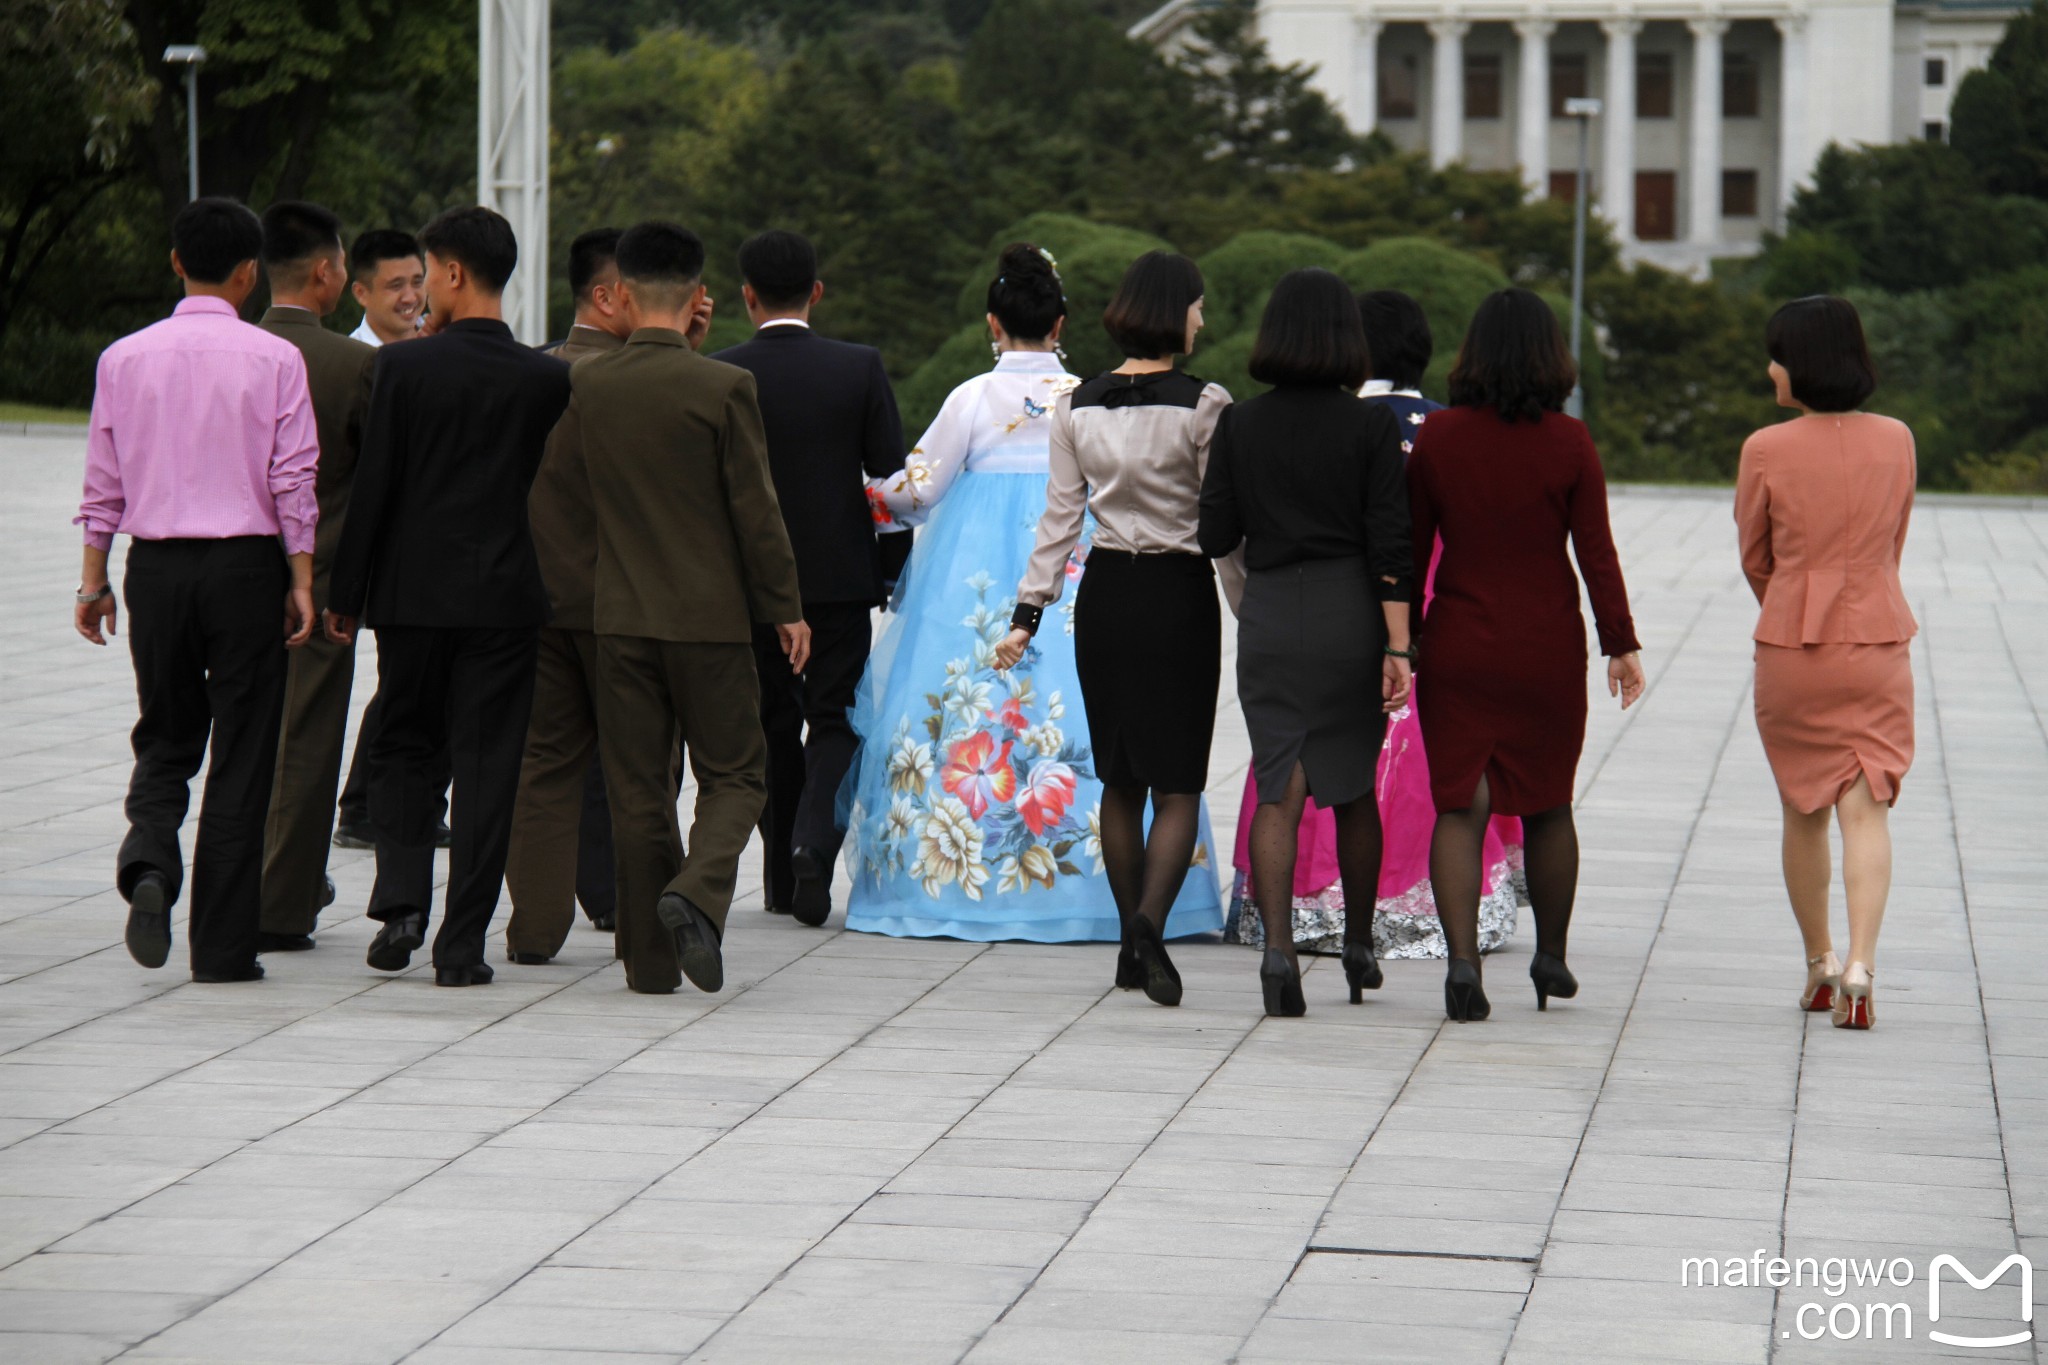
[1407,407,1640,816]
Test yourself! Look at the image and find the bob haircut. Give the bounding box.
[1766,295,1876,413]
[1102,251,1205,360]
[1249,268,1371,390]
[1356,289,1432,390]
[1447,288,1576,423]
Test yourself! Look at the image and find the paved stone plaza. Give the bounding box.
[1,426,2044,1364]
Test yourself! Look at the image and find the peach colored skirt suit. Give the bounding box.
[1735,412,1917,814]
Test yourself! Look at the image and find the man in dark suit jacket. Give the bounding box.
[503,228,633,962]
[325,206,572,987]
[254,202,378,952]
[714,230,905,927]
[576,221,808,995]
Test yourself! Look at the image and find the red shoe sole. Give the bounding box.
[1802,985,1835,1012]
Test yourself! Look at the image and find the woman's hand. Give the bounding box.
[993,628,1031,672]
[1608,652,1646,710]
[1382,655,1413,713]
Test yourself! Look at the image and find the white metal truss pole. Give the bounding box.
[478,0,550,344]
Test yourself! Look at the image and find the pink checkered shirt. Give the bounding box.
[76,295,320,555]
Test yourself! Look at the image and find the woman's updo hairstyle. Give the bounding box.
[987,242,1067,343]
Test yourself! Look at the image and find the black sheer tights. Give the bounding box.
[1098,785,1201,937]
[1249,763,1384,964]
[1429,776,1579,965]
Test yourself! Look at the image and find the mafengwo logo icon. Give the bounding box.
[1927,1254,2033,1350]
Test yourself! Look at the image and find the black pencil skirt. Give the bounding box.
[1071,549,1220,793]
[1237,556,1389,808]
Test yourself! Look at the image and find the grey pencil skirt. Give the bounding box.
[1237,556,1389,808]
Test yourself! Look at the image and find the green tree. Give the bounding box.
[1171,0,1358,177]
[1951,0,2048,197]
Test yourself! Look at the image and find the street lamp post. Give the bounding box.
[1563,95,1602,420]
[164,45,209,203]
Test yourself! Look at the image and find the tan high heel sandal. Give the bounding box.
[1832,962,1874,1030]
[1800,951,1842,1013]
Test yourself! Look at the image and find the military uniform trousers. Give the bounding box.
[595,635,766,994]
[260,629,356,936]
[364,625,539,970]
[505,626,618,957]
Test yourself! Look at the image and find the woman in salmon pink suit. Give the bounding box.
[1407,289,1646,1022]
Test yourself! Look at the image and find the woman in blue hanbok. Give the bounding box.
[842,244,1224,943]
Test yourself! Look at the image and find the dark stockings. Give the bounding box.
[1249,763,1383,963]
[1430,776,1580,966]
[1099,784,1200,936]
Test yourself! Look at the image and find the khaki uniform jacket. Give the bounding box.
[530,324,626,632]
[258,306,375,605]
[576,328,802,642]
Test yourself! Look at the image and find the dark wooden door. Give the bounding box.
[1635,171,1677,240]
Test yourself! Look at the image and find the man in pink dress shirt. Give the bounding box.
[74,197,320,984]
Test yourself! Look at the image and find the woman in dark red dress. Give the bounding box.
[1407,289,1646,1022]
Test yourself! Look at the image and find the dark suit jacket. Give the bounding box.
[575,328,801,643]
[529,324,625,633]
[258,306,375,605]
[713,324,905,606]
[327,318,572,629]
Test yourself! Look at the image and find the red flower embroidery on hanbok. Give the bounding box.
[940,732,1017,820]
[1016,760,1078,836]
[992,697,1030,733]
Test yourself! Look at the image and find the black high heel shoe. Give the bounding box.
[1260,949,1306,1017]
[1114,928,1141,990]
[1444,958,1490,1022]
[1129,916,1182,1007]
[1529,952,1578,1011]
[1342,941,1382,1003]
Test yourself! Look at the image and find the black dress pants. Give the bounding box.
[752,602,871,906]
[119,537,288,976]
[364,625,538,969]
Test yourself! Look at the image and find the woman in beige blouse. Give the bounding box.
[994,251,1229,1008]
[1736,296,1916,1031]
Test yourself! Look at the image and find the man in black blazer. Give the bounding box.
[715,231,906,926]
[325,206,572,986]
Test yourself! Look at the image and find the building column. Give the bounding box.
[1602,16,1641,241]
[1687,15,1729,246]
[1353,18,1383,135]
[1429,18,1469,167]
[1775,11,1809,218]
[1516,18,1556,194]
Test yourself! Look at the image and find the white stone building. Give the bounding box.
[1132,0,2025,272]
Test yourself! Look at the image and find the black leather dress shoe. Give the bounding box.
[258,932,316,953]
[766,901,793,915]
[193,962,264,983]
[656,892,724,992]
[320,876,337,908]
[434,962,494,987]
[790,848,831,928]
[588,912,616,933]
[125,871,172,969]
[434,822,452,849]
[507,951,550,965]
[365,910,427,972]
[332,821,375,850]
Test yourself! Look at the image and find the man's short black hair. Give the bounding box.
[616,221,707,289]
[1249,268,1371,390]
[418,206,517,295]
[737,230,818,311]
[260,201,344,272]
[1102,251,1205,360]
[1356,289,1433,391]
[349,228,422,283]
[1766,295,1877,413]
[172,197,262,285]
[569,228,623,303]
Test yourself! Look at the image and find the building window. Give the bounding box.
[1925,120,1947,141]
[1549,170,1588,201]
[1380,53,1419,119]
[1638,52,1675,118]
[1636,171,1677,239]
[1926,56,1947,86]
[1723,51,1760,117]
[1550,53,1589,116]
[1466,53,1503,119]
[1723,169,1759,218]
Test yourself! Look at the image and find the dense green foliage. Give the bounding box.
[5,0,2043,487]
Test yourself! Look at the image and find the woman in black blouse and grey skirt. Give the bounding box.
[996,251,1230,1009]
[1198,268,1415,1018]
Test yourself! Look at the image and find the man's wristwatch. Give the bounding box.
[76,584,112,605]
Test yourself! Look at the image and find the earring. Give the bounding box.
[1053,343,1068,362]
[990,340,1002,360]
